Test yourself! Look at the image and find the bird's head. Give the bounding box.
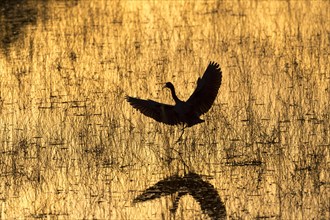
[163,82,174,90]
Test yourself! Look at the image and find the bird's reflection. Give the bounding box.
[133,172,226,220]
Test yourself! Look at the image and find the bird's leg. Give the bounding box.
[175,125,186,144]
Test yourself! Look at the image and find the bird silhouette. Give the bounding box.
[126,61,222,127]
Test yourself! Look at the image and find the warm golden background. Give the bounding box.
[0,0,329,219]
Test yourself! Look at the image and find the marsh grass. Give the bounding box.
[0,0,329,219]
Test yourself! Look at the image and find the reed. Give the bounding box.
[0,0,329,219]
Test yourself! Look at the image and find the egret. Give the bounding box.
[126,61,222,127]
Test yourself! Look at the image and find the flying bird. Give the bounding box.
[126,61,222,127]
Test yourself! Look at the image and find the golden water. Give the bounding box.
[0,1,329,219]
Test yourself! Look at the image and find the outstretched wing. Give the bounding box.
[186,61,222,116]
[126,96,181,125]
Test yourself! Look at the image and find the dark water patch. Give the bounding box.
[0,0,78,57]
[0,0,38,56]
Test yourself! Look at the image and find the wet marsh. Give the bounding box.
[0,0,329,219]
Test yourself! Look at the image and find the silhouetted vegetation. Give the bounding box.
[0,0,329,219]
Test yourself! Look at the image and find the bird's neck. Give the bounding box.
[169,87,180,103]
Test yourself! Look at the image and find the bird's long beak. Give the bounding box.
[158,83,166,89]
